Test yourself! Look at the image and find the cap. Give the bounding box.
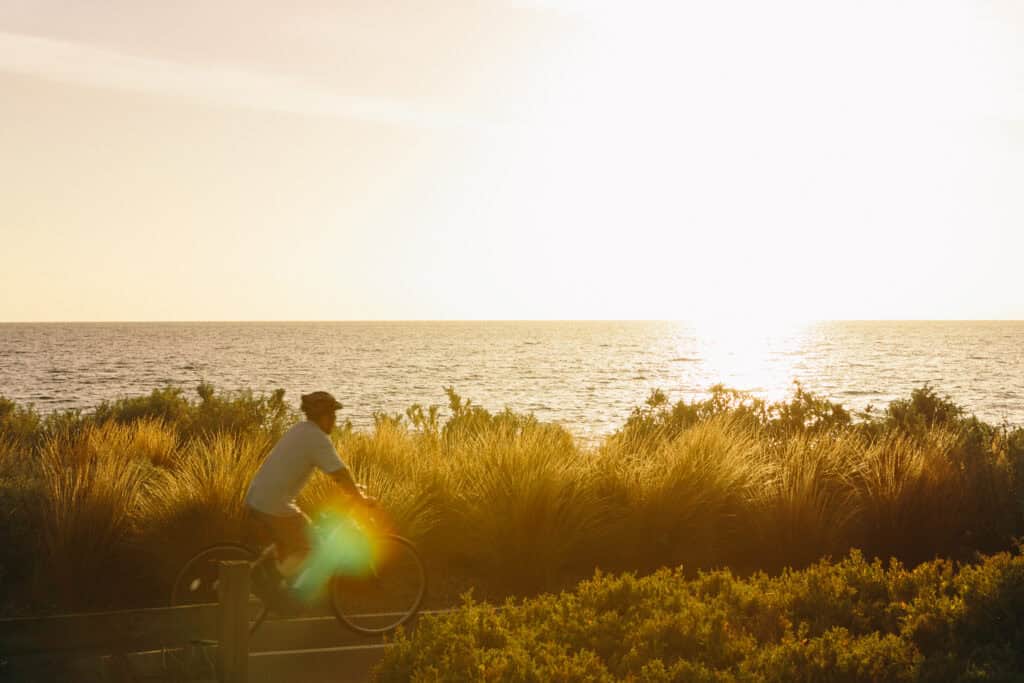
[300,391,343,416]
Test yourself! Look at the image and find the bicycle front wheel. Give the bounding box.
[330,535,426,635]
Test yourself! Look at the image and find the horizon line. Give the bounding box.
[2,318,1023,324]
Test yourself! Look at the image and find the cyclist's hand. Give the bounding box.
[354,482,379,507]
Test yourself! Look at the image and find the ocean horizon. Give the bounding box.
[2,320,1022,436]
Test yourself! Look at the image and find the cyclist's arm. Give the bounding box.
[329,466,370,503]
[310,433,368,502]
[312,433,374,505]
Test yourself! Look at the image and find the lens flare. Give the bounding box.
[290,502,392,603]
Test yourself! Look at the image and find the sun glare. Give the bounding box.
[686,318,812,400]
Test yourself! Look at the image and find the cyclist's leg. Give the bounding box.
[245,509,312,613]
[253,509,312,578]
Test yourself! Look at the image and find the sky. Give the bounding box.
[1,0,1022,321]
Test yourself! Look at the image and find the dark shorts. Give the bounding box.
[248,508,312,560]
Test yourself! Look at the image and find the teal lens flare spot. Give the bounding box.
[292,511,375,603]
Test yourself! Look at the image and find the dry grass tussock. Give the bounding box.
[32,424,271,608]
[440,426,603,590]
[751,432,864,568]
[0,437,17,479]
[37,425,155,609]
[143,432,272,557]
[626,419,765,569]
[851,429,967,560]
[595,416,770,570]
[3,384,1022,610]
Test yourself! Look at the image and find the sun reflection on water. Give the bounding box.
[683,319,814,403]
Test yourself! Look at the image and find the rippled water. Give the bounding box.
[1,321,1021,438]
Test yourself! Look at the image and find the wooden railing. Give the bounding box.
[1,560,252,682]
[0,560,450,682]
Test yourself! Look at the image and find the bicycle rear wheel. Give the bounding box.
[171,543,257,606]
[330,535,426,635]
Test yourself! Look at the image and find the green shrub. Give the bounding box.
[376,550,1024,681]
[613,383,853,452]
[0,396,42,449]
[92,386,192,429]
[93,383,294,441]
[747,628,921,683]
[885,386,965,434]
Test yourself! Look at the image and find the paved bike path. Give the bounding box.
[247,607,476,682]
[252,642,389,682]
[251,614,388,681]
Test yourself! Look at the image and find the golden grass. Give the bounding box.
[11,409,1021,609]
[440,426,603,589]
[851,429,966,559]
[752,432,863,567]
[0,437,16,478]
[37,426,153,608]
[142,432,272,558]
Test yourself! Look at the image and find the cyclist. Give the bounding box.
[245,390,372,598]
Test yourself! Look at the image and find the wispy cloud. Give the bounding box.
[0,31,498,132]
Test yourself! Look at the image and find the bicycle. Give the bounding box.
[169,506,426,636]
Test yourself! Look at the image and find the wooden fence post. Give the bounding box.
[217,561,250,683]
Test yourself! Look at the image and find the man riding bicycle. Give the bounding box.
[245,390,373,596]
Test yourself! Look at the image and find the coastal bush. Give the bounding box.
[0,384,296,454]
[883,385,964,434]
[440,386,574,449]
[93,383,294,441]
[91,386,192,431]
[0,396,42,449]
[190,384,293,439]
[613,382,853,452]
[375,549,1024,682]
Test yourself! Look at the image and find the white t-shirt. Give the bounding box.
[245,421,346,516]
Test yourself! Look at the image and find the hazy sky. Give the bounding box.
[2,1,1022,321]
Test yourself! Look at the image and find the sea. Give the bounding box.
[1,321,1021,439]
